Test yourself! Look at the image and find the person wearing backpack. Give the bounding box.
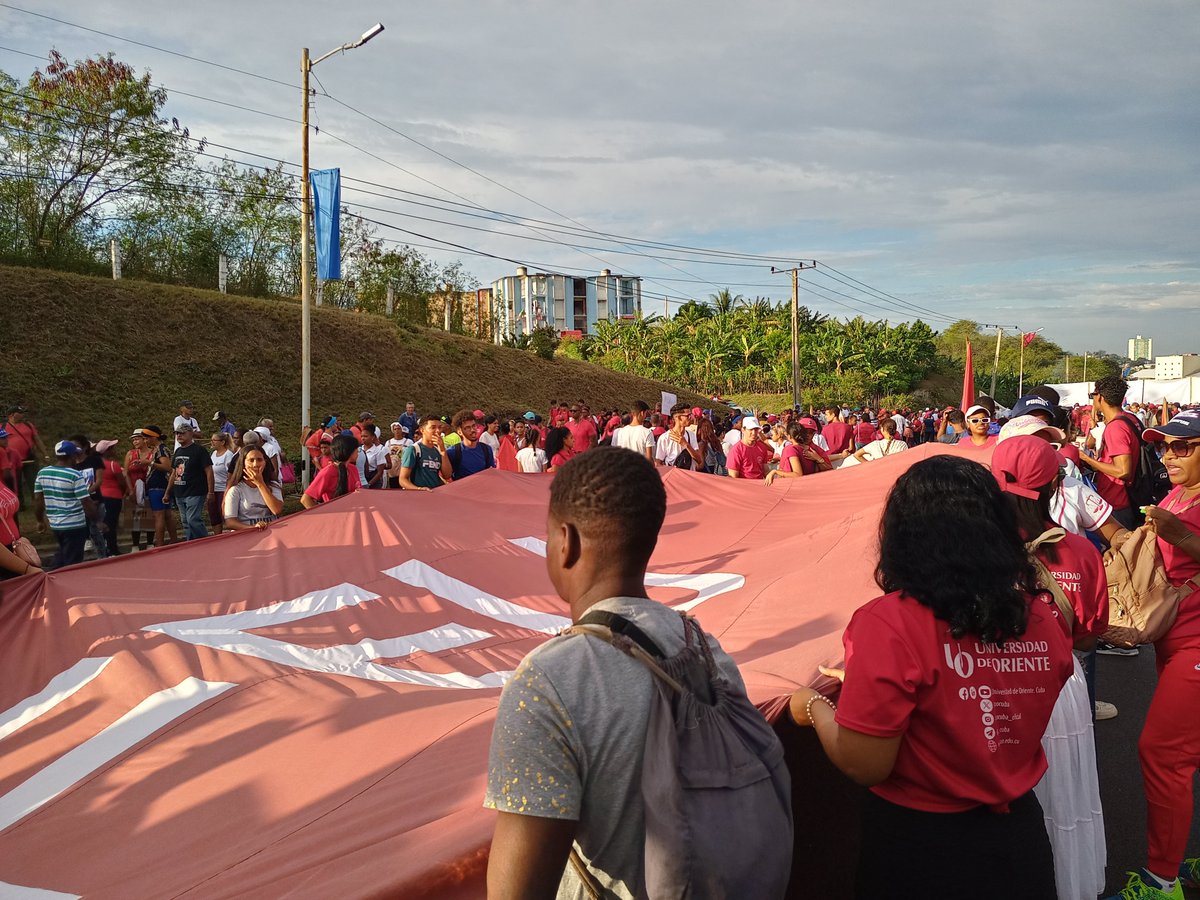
[485,446,792,900]
[789,455,1073,900]
[447,410,495,480]
[1079,375,1144,529]
[1101,409,1200,900]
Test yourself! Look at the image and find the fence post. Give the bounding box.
[218,254,228,293]
[386,282,395,316]
[110,239,121,280]
[315,278,323,308]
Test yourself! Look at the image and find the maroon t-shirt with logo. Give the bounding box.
[822,422,853,454]
[836,590,1072,813]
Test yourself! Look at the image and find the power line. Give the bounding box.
[0,4,297,89]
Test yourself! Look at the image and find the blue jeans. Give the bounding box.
[176,494,208,540]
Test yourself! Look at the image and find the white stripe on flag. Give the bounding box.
[0,658,114,744]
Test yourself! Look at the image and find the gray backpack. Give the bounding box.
[566,609,793,899]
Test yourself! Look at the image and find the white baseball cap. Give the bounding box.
[742,416,762,430]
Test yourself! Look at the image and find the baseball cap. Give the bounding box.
[0,428,8,439]
[322,415,338,428]
[1143,410,1200,442]
[54,439,79,457]
[766,414,778,424]
[522,411,537,421]
[390,421,403,429]
[991,435,1060,500]
[742,416,762,431]
[798,417,819,430]
[691,407,702,417]
[94,439,119,454]
[965,405,990,419]
[212,410,225,421]
[180,400,194,407]
[1010,395,1056,420]
[174,424,195,434]
[359,411,375,421]
[472,409,484,420]
[254,426,272,441]
[997,415,1066,445]
[6,405,26,415]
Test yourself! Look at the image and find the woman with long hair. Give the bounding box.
[124,430,153,551]
[695,415,724,474]
[301,433,360,507]
[208,432,236,535]
[789,455,1073,900]
[544,427,575,473]
[766,422,832,484]
[992,436,1108,900]
[516,424,548,473]
[852,416,908,463]
[222,447,285,530]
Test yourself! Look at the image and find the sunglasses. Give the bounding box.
[1160,440,1200,459]
[967,417,991,425]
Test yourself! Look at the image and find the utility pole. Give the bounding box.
[1083,351,1088,383]
[771,262,816,412]
[989,326,1004,398]
[1065,355,1070,381]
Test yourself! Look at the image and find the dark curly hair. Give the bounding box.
[550,446,666,569]
[875,455,1040,644]
[543,426,571,461]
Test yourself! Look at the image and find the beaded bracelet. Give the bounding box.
[805,693,836,725]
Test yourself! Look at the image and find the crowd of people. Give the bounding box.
[2,376,1198,898]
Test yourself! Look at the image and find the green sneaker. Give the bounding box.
[1102,870,1184,900]
[1180,857,1200,888]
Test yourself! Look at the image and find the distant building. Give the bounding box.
[491,268,642,340]
[1155,354,1200,381]
[1128,334,1153,360]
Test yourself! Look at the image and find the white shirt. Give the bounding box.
[812,434,830,452]
[210,450,235,493]
[1051,476,1113,535]
[612,423,654,456]
[858,437,908,461]
[355,444,390,487]
[891,414,909,434]
[721,428,742,454]
[655,430,699,467]
[478,431,500,454]
[516,446,548,473]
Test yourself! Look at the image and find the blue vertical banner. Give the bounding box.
[310,167,341,281]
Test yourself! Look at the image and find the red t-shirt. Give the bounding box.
[822,422,853,454]
[1036,529,1108,641]
[959,435,998,450]
[0,481,19,543]
[5,420,37,463]
[303,463,361,503]
[567,417,598,451]
[1157,487,1200,652]
[836,590,1072,813]
[779,442,831,476]
[100,459,126,500]
[854,422,878,444]
[550,450,574,470]
[304,429,325,461]
[725,440,774,480]
[1093,415,1139,510]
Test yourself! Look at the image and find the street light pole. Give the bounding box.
[299,24,384,488]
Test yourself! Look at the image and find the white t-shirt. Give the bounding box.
[891,414,909,434]
[222,481,283,525]
[516,446,548,473]
[655,430,699,467]
[356,444,391,487]
[1051,476,1113,535]
[478,430,500,454]
[722,428,742,454]
[211,450,235,493]
[612,423,654,456]
[812,434,830,452]
[858,437,908,461]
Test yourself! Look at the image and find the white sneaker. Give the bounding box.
[1095,700,1118,720]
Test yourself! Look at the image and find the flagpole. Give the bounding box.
[1019,337,1025,398]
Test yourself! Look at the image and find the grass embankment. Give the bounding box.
[0,265,707,450]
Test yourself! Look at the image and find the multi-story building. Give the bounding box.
[491,268,642,339]
[1128,334,1153,361]
[1154,354,1200,381]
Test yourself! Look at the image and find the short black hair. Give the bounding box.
[670,402,691,417]
[1093,374,1128,408]
[550,446,666,570]
[631,399,650,414]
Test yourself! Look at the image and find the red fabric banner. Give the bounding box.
[961,340,975,412]
[0,445,990,898]
[1023,331,1037,348]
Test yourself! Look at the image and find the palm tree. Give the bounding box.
[707,288,742,315]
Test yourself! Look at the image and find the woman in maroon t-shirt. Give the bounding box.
[789,455,1072,900]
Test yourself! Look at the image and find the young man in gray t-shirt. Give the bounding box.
[484,447,747,899]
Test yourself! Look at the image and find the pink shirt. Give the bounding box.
[303,463,361,504]
[725,440,774,480]
[567,418,598,451]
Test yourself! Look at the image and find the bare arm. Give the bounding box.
[34,493,47,533]
[257,480,285,515]
[487,811,576,900]
[1081,452,1136,482]
[790,691,903,786]
[0,542,39,575]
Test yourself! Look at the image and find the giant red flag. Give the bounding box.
[961,340,975,411]
[0,446,990,898]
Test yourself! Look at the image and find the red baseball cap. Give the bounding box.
[991,435,1060,500]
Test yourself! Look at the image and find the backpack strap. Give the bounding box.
[1025,528,1076,631]
[566,611,686,694]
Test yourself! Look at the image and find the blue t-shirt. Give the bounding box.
[450,442,493,480]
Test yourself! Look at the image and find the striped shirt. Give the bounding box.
[34,465,90,530]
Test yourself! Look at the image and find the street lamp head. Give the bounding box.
[355,23,385,47]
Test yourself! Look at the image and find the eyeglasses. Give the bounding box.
[967,417,991,425]
[1160,440,1200,458]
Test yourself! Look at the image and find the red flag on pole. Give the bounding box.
[961,341,974,411]
[1023,331,1037,348]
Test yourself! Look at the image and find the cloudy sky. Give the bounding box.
[3,1,1197,356]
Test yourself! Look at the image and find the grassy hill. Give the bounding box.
[0,266,706,451]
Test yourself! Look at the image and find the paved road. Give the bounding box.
[1095,646,1200,897]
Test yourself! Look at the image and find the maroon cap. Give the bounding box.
[991,435,1060,500]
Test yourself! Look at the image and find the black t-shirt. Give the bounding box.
[170,444,212,497]
[74,451,104,494]
[145,443,170,490]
